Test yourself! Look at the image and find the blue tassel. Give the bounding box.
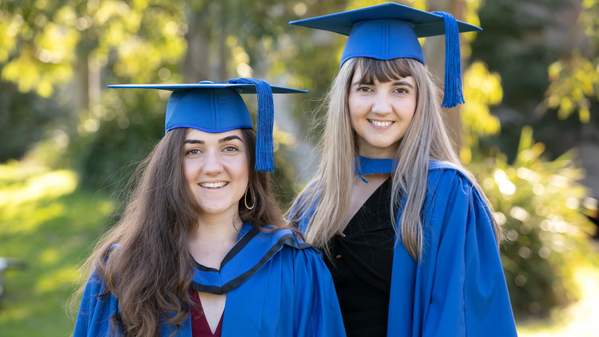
[228,78,275,172]
[434,11,464,108]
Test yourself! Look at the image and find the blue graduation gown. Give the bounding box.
[73,224,347,337]
[295,161,518,337]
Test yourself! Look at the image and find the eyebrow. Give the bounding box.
[352,80,373,86]
[392,80,415,88]
[352,79,414,88]
[184,135,244,144]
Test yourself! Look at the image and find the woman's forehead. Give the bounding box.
[185,128,245,142]
[352,67,414,84]
[353,60,413,83]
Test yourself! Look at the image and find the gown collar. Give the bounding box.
[191,223,307,294]
[355,156,397,181]
[355,157,454,181]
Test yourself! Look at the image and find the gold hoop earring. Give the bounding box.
[244,188,255,210]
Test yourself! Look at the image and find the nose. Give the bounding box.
[371,94,393,115]
[201,150,224,175]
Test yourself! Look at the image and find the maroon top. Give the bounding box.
[190,290,223,337]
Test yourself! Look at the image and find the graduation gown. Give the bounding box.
[295,160,518,337]
[73,224,347,337]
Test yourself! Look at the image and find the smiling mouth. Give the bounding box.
[368,119,395,128]
[198,181,229,189]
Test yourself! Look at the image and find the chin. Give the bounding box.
[199,207,225,214]
[196,199,238,215]
[365,138,400,150]
[356,137,401,158]
[358,129,401,146]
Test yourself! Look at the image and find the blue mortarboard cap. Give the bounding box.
[108,78,306,172]
[289,2,482,108]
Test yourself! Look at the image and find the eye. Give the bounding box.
[394,87,410,95]
[185,148,202,157]
[222,145,240,153]
[356,85,373,93]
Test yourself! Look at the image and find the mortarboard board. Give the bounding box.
[108,78,307,172]
[289,2,482,108]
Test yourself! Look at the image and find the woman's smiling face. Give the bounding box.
[348,68,417,158]
[183,128,249,218]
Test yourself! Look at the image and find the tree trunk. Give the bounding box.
[216,1,229,80]
[183,3,213,82]
[425,0,465,153]
[74,54,90,113]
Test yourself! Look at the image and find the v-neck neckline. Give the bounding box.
[342,177,391,235]
[192,290,224,336]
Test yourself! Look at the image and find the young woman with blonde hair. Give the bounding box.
[288,4,518,337]
[72,79,346,337]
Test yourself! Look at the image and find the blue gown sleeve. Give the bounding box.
[292,248,347,337]
[423,172,518,337]
[73,272,120,337]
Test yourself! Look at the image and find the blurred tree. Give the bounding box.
[0,0,186,182]
[471,0,598,159]
[544,0,598,123]
[461,60,502,163]
[0,80,69,161]
[0,0,185,97]
[471,127,596,318]
[459,0,598,319]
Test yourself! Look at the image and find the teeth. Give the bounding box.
[199,181,228,189]
[368,119,394,127]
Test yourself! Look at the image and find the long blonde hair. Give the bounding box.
[288,58,499,259]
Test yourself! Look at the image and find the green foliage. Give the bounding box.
[0,0,186,192]
[0,1,185,95]
[544,0,598,123]
[462,1,599,318]
[470,127,596,319]
[471,0,598,161]
[545,54,599,123]
[461,48,597,319]
[71,90,165,190]
[0,81,69,161]
[461,61,503,162]
[0,4,78,97]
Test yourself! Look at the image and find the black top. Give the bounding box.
[325,179,395,337]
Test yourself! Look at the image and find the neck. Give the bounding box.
[188,211,241,270]
[358,150,395,158]
[192,211,241,244]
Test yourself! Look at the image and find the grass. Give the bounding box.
[0,161,114,337]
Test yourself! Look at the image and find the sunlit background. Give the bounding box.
[0,0,598,336]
